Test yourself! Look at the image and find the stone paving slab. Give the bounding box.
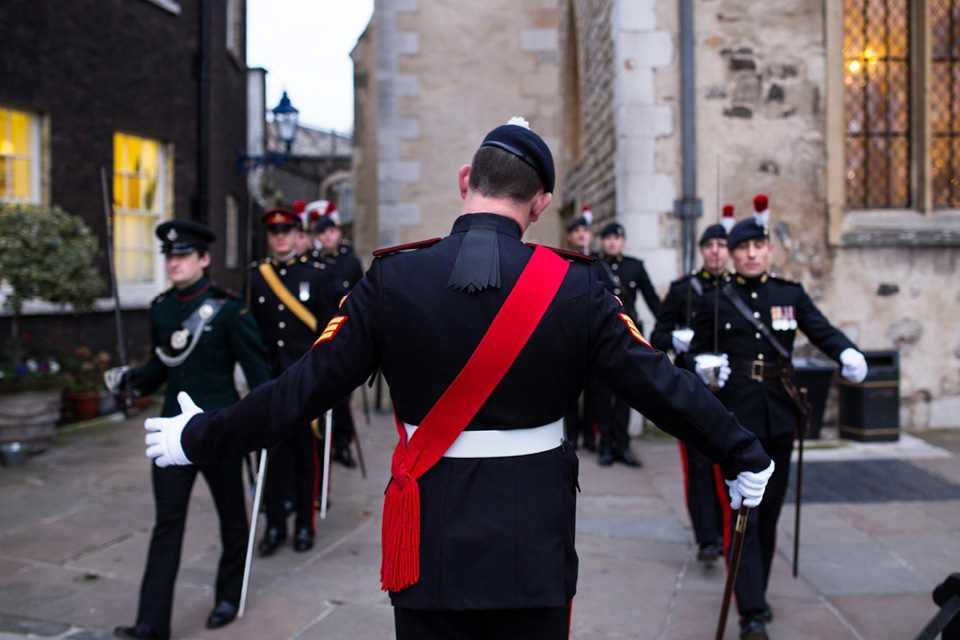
[0,409,956,639]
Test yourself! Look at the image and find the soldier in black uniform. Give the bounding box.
[108,220,270,640]
[561,210,596,451]
[314,214,364,468]
[687,208,868,640]
[589,222,662,467]
[143,119,774,640]
[249,207,334,555]
[650,223,730,563]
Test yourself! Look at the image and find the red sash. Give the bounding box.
[380,245,570,592]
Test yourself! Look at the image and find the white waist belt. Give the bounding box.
[403,419,564,458]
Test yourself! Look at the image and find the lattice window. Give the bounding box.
[844,0,911,208]
[931,0,960,208]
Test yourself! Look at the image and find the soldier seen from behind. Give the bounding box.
[141,117,775,640]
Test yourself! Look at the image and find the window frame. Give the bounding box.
[827,0,960,247]
[0,105,42,205]
[112,132,172,307]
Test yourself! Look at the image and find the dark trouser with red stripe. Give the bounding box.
[394,603,572,640]
[678,441,725,547]
[263,423,319,535]
[729,431,794,616]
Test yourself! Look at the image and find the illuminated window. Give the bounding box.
[0,106,40,203]
[843,0,911,208]
[113,132,167,294]
[843,0,960,210]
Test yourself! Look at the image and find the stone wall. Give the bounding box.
[355,0,562,254]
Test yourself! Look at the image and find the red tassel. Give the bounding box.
[380,472,421,592]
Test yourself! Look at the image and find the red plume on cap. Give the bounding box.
[582,205,593,225]
[721,204,736,232]
[753,194,770,227]
[293,201,306,214]
[324,201,337,215]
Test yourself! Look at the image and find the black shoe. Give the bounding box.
[598,448,613,467]
[293,526,314,552]
[257,527,286,556]
[697,542,721,563]
[114,624,165,640]
[333,447,357,468]
[739,615,769,640]
[613,449,642,467]
[206,601,238,629]
[760,604,773,623]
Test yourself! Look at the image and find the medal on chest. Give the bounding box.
[771,305,797,331]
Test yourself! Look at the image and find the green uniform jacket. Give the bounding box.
[133,277,270,417]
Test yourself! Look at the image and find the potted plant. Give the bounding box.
[0,203,104,451]
[62,347,111,421]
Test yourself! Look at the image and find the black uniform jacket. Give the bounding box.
[134,278,270,418]
[181,213,770,611]
[688,273,856,439]
[649,269,724,368]
[249,253,334,376]
[319,243,364,311]
[591,252,662,328]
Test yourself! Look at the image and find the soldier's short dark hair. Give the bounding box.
[468,145,544,204]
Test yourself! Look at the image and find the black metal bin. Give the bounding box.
[792,357,837,439]
[838,350,900,442]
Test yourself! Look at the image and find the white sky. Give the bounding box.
[247,0,374,134]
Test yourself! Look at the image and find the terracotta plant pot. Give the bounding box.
[66,390,100,422]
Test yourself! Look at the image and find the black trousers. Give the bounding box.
[585,376,630,454]
[331,395,355,451]
[679,441,726,547]
[263,423,319,535]
[135,459,247,638]
[394,604,571,640]
[563,392,595,448]
[729,431,794,616]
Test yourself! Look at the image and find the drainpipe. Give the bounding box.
[672,0,702,274]
[195,0,211,223]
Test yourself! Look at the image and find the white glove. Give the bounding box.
[694,353,730,388]
[144,391,200,467]
[671,328,693,354]
[104,366,130,393]
[726,460,776,508]
[839,348,868,384]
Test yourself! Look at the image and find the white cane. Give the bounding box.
[239,448,267,618]
[320,409,333,519]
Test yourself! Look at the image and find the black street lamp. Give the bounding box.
[237,91,300,171]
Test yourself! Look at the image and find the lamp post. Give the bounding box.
[237,91,300,171]
[272,90,299,156]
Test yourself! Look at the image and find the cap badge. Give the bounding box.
[166,229,179,241]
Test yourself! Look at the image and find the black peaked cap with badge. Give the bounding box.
[261,207,300,230]
[698,223,727,246]
[156,220,216,255]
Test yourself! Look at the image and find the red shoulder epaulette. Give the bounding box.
[525,243,595,264]
[373,237,442,257]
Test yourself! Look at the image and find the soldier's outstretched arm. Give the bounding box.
[589,279,770,480]
[145,263,384,467]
